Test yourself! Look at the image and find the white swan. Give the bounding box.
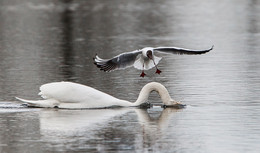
[16,82,184,109]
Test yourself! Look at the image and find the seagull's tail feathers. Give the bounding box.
[134,55,162,70]
[153,55,162,67]
[133,56,144,70]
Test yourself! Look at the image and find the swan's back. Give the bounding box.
[39,82,119,104]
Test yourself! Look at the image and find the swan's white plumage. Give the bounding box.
[18,82,131,108]
[16,82,180,109]
[15,97,59,108]
[39,82,116,103]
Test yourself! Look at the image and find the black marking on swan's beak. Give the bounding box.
[161,103,186,109]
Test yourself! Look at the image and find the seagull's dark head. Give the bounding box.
[146,50,153,59]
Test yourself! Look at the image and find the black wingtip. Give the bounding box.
[204,45,214,53]
[93,53,97,60]
[92,53,117,73]
[210,45,214,50]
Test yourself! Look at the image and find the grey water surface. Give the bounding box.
[0,0,260,152]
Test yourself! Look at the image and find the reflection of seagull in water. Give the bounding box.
[94,45,214,77]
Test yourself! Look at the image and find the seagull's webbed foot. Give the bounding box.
[140,71,146,77]
[156,69,162,74]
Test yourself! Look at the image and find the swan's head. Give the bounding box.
[163,100,186,109]
[141,47,154,59]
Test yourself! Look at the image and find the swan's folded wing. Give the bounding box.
[39,82,118,103]
[39,82,97,103]
[154,45,214,55]
[93,50,142,72]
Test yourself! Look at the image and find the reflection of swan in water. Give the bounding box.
[16,82,184,109]
[39,108,134,135]
[134,107,181,150]
[38,107,181,145]
[37,107,183,152]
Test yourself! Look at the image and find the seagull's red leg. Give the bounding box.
[140,62,146,77]
[151,59,161,74]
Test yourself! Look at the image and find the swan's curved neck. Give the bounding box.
[133,82,173,106]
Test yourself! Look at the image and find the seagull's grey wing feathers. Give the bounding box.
[154,45,214,55]
[94,50,142,72]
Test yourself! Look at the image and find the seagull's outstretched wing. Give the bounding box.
[94,50,142,72]
[154,45,214,55]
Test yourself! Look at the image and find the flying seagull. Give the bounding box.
[93,45,213,77]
